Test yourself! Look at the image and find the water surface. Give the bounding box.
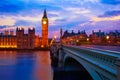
[0,50,53,80]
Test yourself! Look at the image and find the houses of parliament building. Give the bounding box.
[0,9,49,49]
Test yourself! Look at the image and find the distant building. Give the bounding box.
[10,31,14,35]
[89,30,120,45]
[0,31,17,48]
[62,30,88,45]
[89,30,105,45]
[4,30,9,35]
[62,29,120,46]
[106,30,120,45]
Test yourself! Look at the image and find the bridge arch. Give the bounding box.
[63,54,102,80]
[63,57,93,80]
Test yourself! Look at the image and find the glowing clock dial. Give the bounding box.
[43,21,47,24]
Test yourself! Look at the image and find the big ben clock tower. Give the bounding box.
[42,9,48,47]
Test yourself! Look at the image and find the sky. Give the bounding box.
[0,0,120,38]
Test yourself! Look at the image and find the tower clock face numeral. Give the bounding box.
[43,21,47,24]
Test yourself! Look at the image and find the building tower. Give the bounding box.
[10,30,14,35]
[28,28,35,49]
[16,27,24,49]
[41,9,48,47]
[4,30,9,35]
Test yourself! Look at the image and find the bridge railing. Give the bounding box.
[62,45,120,76]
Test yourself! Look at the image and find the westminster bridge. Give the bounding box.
[50,44,120,80]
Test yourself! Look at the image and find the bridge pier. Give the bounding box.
[58,48,62,68]
[116,58,120,80]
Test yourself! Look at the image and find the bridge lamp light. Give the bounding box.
[54,36,57,39]
[76,40,79,42]
[41,45,44,48]
[87,38,89,41]
[106,35,109,40]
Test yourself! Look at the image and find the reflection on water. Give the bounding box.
[0,51,53,80]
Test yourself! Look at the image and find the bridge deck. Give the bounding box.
[62,45,120,79]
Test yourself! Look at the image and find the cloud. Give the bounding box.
[0,25,7,29]
[0,0,25,15]
[91,15,120,22]
[0,14,42,26]
[70,20,120,35]
[99,10,120,17]
[67,10,120,35]
[16,15,42,22]
[0,17,16,26]
[40,0,51,1]
[48,11,60,17]
[83,0,100,3]
[15,20,35,26]
[0,25,16,33]
[49,30,60,38]
[64,7,90,15]
[101,0,120,5]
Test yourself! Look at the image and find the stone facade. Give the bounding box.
[0,27,37,49]
[16,27,35,49]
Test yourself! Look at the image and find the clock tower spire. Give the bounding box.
[43,9,47,18]
[41,9,48,47]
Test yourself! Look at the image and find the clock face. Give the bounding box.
[43,21,47,24]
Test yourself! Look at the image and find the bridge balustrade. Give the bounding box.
[62,45,119,76]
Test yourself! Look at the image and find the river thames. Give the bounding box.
[0,51,53,80]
